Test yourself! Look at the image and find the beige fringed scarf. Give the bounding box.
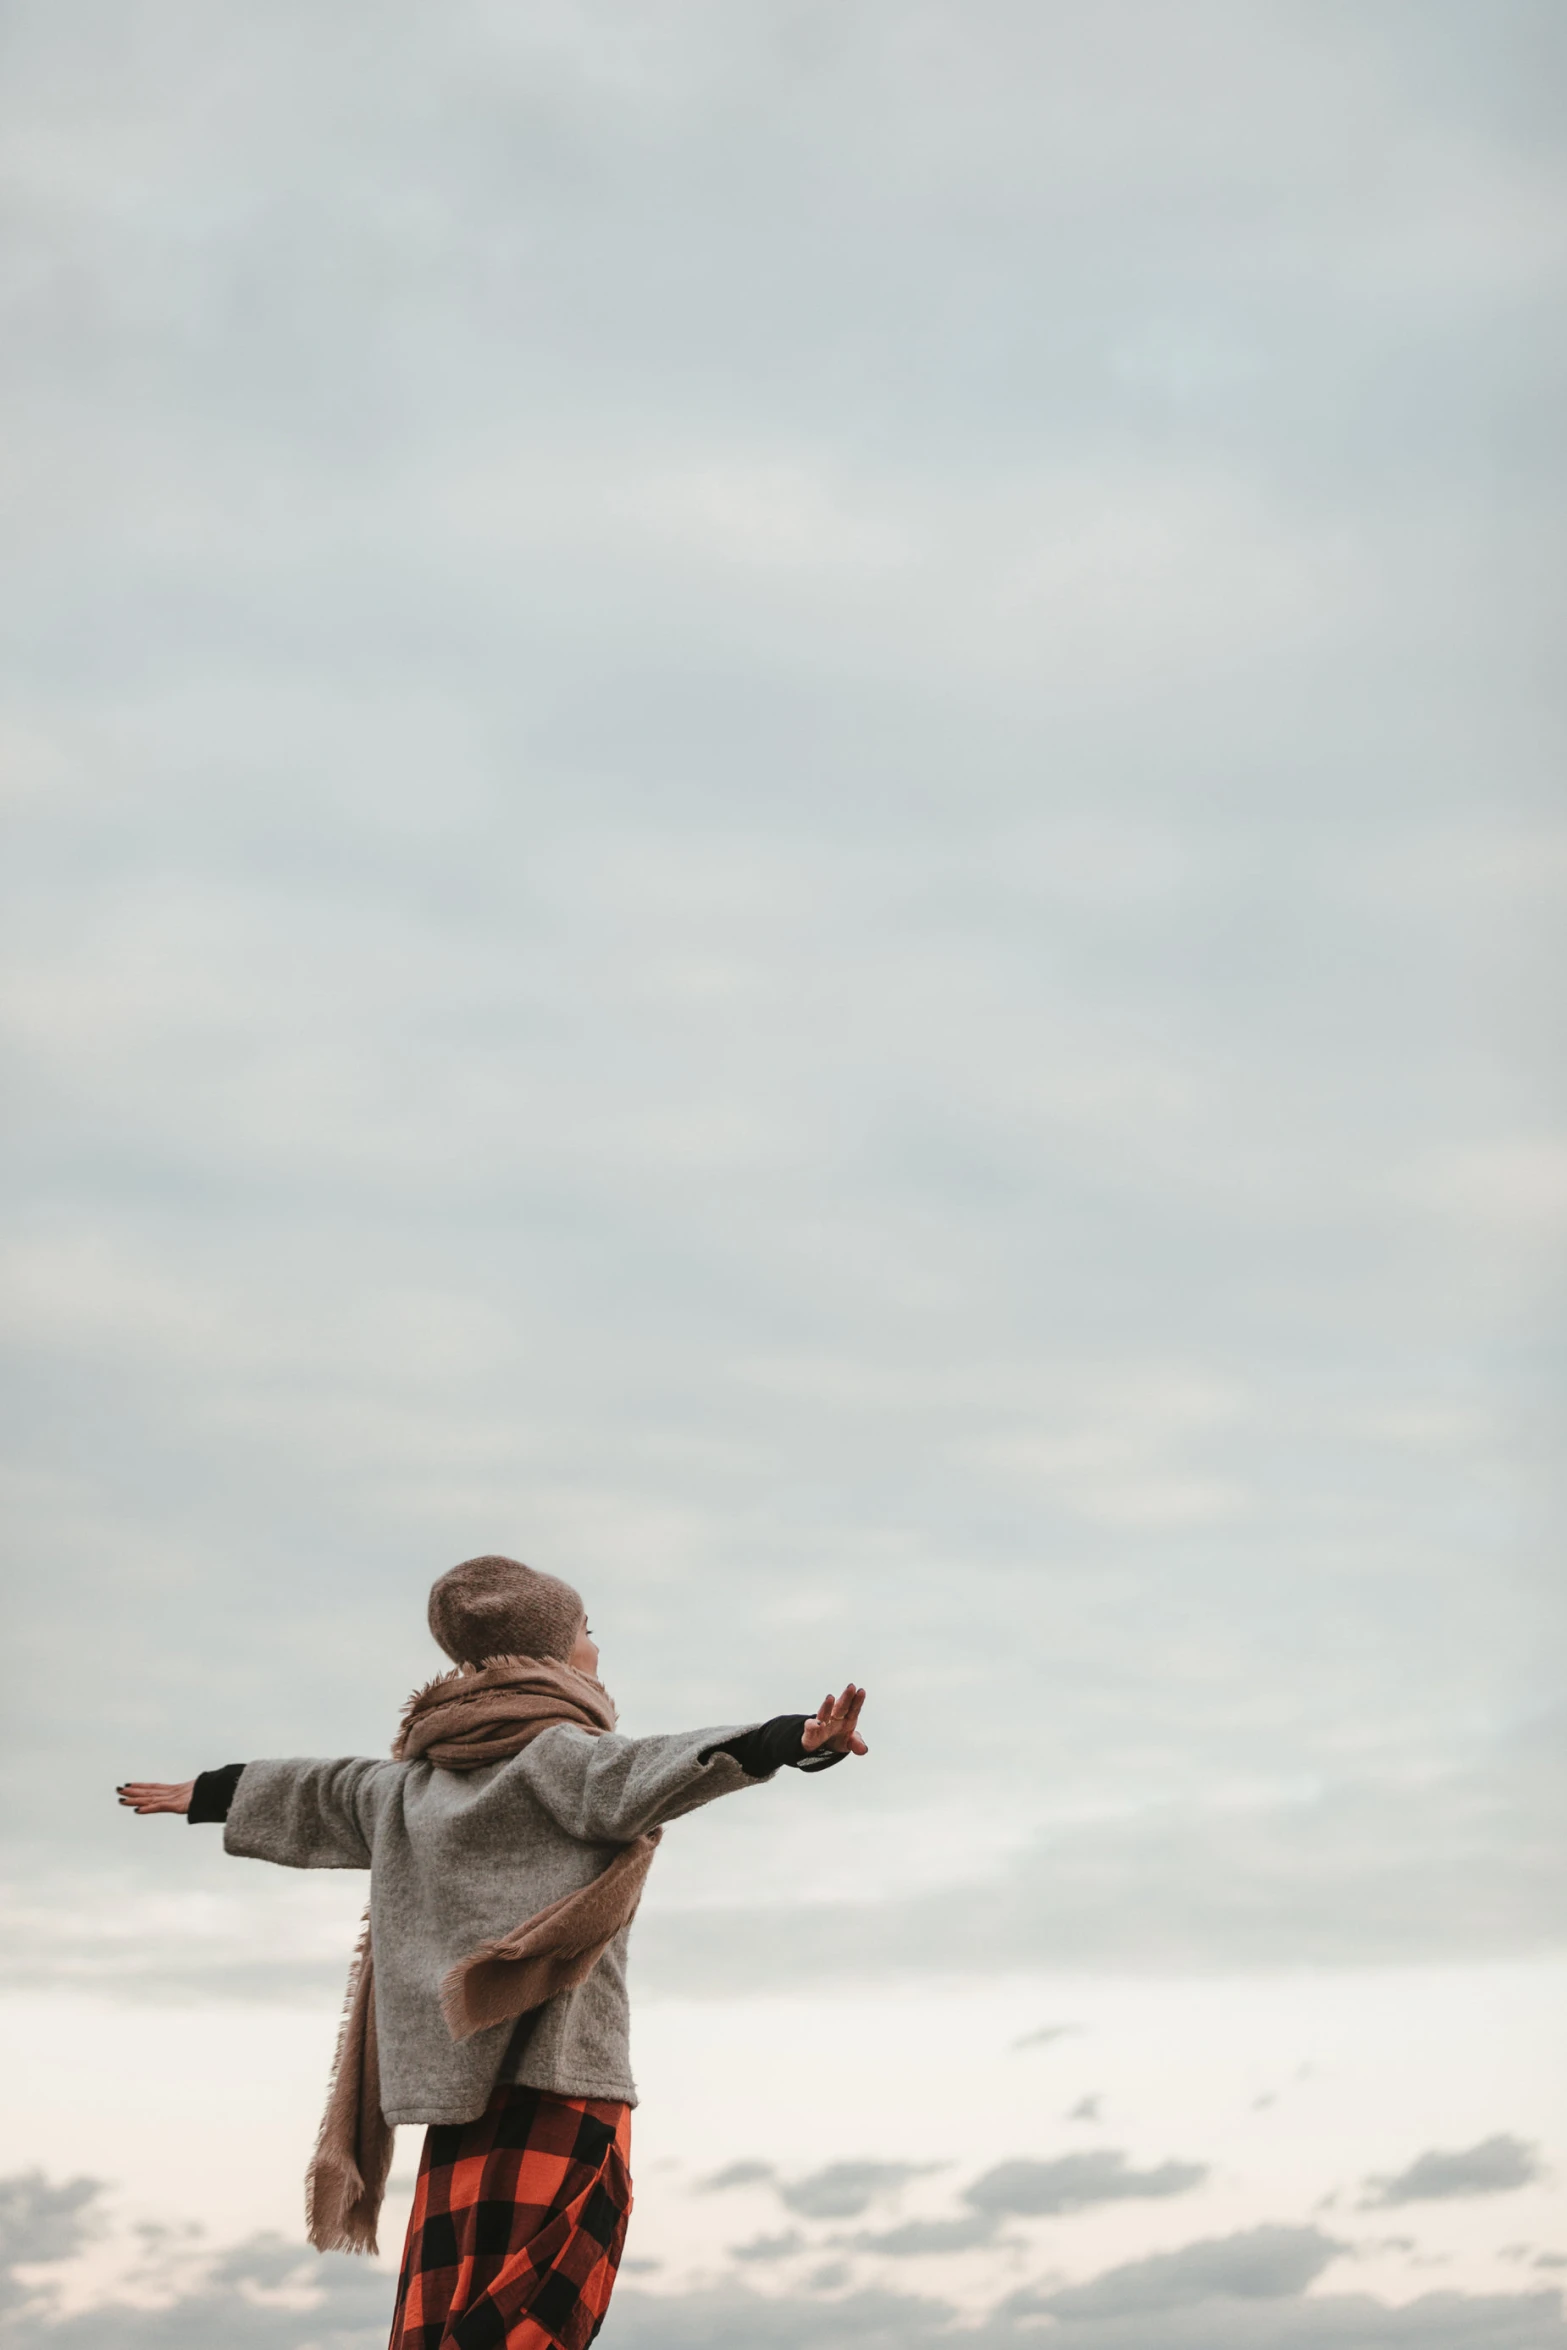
[305,1656,658,2256]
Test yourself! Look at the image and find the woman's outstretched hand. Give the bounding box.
[801,1685,868,1757]
[117,1781,195,1816]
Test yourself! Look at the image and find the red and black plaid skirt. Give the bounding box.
[389,2085,632,2350]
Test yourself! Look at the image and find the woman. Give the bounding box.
[118,1551,868,2350]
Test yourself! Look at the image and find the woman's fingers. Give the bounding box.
[799,1684,869,1755]
[116,1780,194,1815]
[822,1687,867,1751]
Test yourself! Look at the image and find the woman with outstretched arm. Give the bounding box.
[118,1552,868,2350]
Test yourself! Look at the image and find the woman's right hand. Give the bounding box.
[117,1781,195,1816]
[801,1685,868,1756]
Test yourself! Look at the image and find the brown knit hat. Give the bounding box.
[427,1554,587,1668]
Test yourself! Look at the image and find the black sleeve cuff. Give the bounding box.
[188,1764,246,1824]
[702,1717,848,1779]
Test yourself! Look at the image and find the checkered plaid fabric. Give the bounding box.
[390,2085,632,2350]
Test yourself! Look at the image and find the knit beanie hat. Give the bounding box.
[427,1554,587,1668]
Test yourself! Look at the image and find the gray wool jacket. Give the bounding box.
[224,1722,769,2126]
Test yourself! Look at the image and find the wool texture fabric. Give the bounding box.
[225,1723,757,2121]
[306,1657,657,2259]
[390,2085,632,2350]
[428,1555,586,1668]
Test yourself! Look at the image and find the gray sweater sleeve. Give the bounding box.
[223,1756,397,1869]
[516,1723,761,1843]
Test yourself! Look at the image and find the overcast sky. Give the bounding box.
[1,3,1564,2344]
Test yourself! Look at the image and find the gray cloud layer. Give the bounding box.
[703,2145,1208,2242]
[0,2177,100,2311]
[631,1711,1567,1990]
[702,2159,937,2220]
[1,0,1563,2004]
[1030,2223,1341,2318]
[614,2281,1567,2350]
[1362,2139,1546,2209]
[4,2178,1563,2350]
[776,2163,934,2221]
[856,2211,1000,2256]
[1,1711,1558,2006]
[965,2149,1206,2215]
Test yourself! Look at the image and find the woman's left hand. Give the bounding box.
[801,1685,868,1756]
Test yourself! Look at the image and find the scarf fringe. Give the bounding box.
[304,1903,392,2256]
